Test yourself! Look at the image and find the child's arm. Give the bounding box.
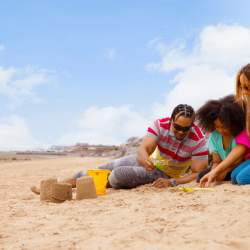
[213,145,246,173]
[211,152,221,169]
[200,144,247,187]
[210,152,228,182]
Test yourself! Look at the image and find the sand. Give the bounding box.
[1,156,250,250]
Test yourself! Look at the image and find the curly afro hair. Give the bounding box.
[196,95,245,136]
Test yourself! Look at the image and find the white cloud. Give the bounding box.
[0,116,41,151]
[4,24,250,150]
[0,63,53,150]
[59,105,150,145]
[0,66,53,105]
[59,23,250,147]
[146,24,250,117]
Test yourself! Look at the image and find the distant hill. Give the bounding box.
[14,137,143,159]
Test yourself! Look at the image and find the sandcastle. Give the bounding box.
[39,176,97,203]
[52,183,72,201]
[40,178,73,203]
[76,176,97,200]
[40,178,58,202]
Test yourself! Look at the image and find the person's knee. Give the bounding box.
[108,170,122,189]
[235,174,250,185]
[108,167,137,189]
[230,169,238,184]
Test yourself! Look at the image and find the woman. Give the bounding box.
[236,63,250,137]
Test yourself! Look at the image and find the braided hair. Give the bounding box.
[171,104,195,121]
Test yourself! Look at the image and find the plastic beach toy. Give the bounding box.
[177,187,215,193]
[151,158,191,178]
[87,169,111,195]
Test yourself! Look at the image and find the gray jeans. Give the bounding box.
[98,154,168,189]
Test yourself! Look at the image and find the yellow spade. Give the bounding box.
[178,187,215,193]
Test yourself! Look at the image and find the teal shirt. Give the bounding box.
[207,131,236,160]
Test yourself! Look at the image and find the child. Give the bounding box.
[196,95,245,183]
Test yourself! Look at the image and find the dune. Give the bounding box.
[1,156,250,250]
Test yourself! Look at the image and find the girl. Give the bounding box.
[196,95,245,184]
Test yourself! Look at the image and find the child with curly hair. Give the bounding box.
[196,95,245,184]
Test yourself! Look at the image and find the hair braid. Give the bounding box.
[171,104,195,121]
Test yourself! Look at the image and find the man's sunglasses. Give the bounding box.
[173,123,192,132]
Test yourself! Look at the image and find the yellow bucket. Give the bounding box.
[87,169,111,195]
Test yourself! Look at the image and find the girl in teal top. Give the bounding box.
[196,95,245,183]
[207,130,236,161]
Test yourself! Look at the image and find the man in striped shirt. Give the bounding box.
[107,104,208,188]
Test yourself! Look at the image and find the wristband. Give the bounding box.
[169,178,177,187]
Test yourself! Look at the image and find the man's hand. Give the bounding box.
[142,158,155,171]
[137,136,157,171]
[152,178,172,188]
[199,170,217,187]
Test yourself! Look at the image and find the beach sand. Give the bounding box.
[1,156,250,250]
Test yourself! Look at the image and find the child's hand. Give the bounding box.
[200,170,217,187]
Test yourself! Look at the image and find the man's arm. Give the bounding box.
[137,136,157,171]
[174,159,207,185]
[152,159,207,188]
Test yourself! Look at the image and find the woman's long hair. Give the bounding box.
[236,63,250,107]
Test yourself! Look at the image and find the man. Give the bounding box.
[106,104,208,188]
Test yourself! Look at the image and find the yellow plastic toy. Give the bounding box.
[87,169,111,195]
[178,187,215,193]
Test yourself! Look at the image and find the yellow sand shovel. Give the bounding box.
[177,187,215,193]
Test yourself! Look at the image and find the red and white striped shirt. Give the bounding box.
[147,117,208,163]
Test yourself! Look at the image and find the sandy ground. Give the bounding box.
[1,157,250,250]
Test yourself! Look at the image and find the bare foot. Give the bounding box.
[30,186,40,195]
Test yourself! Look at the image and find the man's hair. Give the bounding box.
[196,95,245,136]
[171,104,195,121]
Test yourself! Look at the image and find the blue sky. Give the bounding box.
[1,1,250,150]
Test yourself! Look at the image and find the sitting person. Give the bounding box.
[200,129,250,187]
[195,95,245,184]
[31,104,208,194]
